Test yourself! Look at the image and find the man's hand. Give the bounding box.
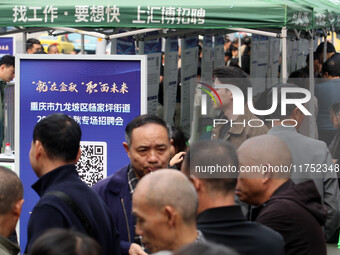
[129,243,148,255]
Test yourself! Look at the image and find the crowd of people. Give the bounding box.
[0,37,340,255]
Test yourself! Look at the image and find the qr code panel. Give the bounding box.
[76,142,107,186]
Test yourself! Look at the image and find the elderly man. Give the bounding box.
[268,83,340,242]
[93,114,172,255]
[181,140,284,255]
[25,113,120,255]
[0,166,24,255]
[132,169,203,253]
[236,135,327,255]
[211,66,268,148]
[47,44,59,54]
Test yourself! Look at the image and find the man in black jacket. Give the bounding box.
[181,139,284,255]
[25,113,120,255]
[236,135,327,255]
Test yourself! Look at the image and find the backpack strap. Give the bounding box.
[45,190,95,238]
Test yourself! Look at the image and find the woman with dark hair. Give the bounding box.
[169,126,188,170]
[30,228,101,255]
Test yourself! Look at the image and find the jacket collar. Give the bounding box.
[107,164,131,195]
[0,235,20,255]
[197,205,246,223]
[32,164,79,197]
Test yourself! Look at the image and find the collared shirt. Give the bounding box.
[0,235,20,255]
[150,230,205,255]
[127,166,144,248]
[195,230,206,243]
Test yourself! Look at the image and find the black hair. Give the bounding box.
[0,55,14,67]
[232,38,238,45]
[0,166,23,214]
[125,114,170,146]
[183,140,238,194]
[288,69,309,90]
[26,38,41,51]
[30,228,101,255]
[316,41,336,55]
[213,66,252,102]
[230,45,238,52]
[321,53,340,77]
[242,36,251,46]
[170,126,187,154]
[33,113,81,162]
[306,51,321,64]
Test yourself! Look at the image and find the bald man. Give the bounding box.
[182,140,284,255]
[236,135,327,255]
[47,44,59,54]
[268,83,340,241]
[132,169,203,254]
[0,166,24,255]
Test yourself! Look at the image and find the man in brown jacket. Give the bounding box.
[211,66,268,148]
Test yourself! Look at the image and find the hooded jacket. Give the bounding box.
[251,180,327,255]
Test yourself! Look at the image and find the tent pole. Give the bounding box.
[238,33,242,67]
[228,28,278,38]
[323,35,327,63]
[108,28,162,40]
[308,30,315,138]
[51,27,106,39]
[23,32,27,53]
[281,27,287,83]
[80,34,84,54]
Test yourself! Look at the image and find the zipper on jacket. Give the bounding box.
[121,198,131,243]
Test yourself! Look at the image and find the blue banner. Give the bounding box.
[0,37,13,58]
[17,55,146,250]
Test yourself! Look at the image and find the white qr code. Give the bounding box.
[76,141,107,186]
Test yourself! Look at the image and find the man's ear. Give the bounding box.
[292,107,305,123]
[76,148,81,162]
[123,142,130,158]
[262,164,273,184]
[34,140,44,160]
[170,139,174,146]
[190,176,203,192]
[290,107,299,121]
[13,199,24,218]
[163,205,177,227]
